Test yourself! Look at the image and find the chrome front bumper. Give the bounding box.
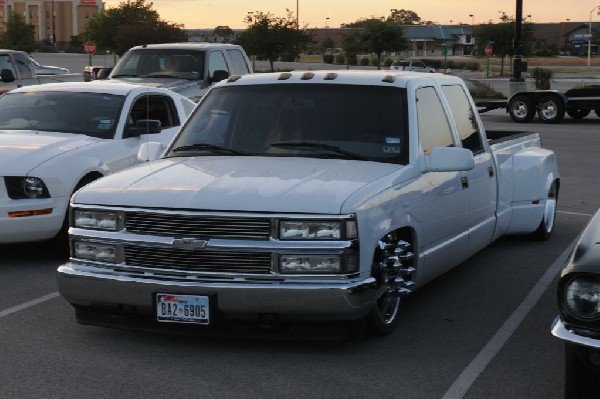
[57,262,381,322]
[551,316,600,349]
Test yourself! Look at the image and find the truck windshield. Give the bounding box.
[168,84,409,164]
[0,91,124,138]
[111,49,205,80]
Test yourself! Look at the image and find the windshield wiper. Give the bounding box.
[170,143,248,155]
[270,141,370,161]
[110,74,140,78]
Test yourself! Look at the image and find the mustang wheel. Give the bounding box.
[537,95,565,124]
[366,232,415,335]
[508,95,535,123]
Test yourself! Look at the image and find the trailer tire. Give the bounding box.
[566,109,590,119]
[508,95,535,123]
[595,109,600,117]
[537,95,565,124]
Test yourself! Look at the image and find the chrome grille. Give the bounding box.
[125,211,271,239]
[124,245,272,274]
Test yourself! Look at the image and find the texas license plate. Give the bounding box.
[156,294,209,324]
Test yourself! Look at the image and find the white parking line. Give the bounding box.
[441,240,576,399]
[0,292,60,319]
[557,210,593,217]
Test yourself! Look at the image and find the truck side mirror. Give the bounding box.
[427,146,475,172]
[210,70,230,84]
[0,68,15,83]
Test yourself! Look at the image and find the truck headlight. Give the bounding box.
[279,220,357,240]
[73,210,119,231]
[73,241,118,263]
[4,177,50,199]
[280,255,342,273]
[564,275,600,320]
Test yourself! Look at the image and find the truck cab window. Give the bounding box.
[416,86,454,155]
[13,52,34,79]
[208,51,229,81]
[442,85,484,155]
[226,49,250,75]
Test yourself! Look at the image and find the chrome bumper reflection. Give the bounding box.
[551,316,600,349]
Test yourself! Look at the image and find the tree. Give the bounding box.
[213,26,235,43]
[473,13,534,75]
[0,12,36,52]
[342,18,408,70]
[234,10,312,71]
[85,0,186,55]
[340,30,362,67]
[387,9,421,25]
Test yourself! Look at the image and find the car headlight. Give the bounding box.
[564,275,600,320]
[279,254,358,274]
[279,220,357,240]
[73,241,119,263]
[4,176,50,199]
[73,209,120,231]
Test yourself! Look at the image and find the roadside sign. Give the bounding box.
[84,41,96,55]
[484,45,493,57]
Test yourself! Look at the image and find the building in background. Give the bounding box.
[0,0,103,49]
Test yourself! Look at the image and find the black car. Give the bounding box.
[552,209,600,398]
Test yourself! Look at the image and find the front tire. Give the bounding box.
[508,95,535,123]
[538,95,565,124]
[565,343,600,398]
[366,232,415,335]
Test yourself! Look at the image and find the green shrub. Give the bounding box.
[383,57,394,68]
[359,57,370,66]
[529,67,553,90]
[335,53,346,64]
[323,54,334,64]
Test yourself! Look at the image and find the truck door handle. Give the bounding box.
[461,176,469,189]
[488,166,494,177]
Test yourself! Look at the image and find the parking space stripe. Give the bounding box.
[441,239,576,399]
[0,292,60,319]
[557,210,593,217]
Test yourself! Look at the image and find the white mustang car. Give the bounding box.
[0,82,195,244]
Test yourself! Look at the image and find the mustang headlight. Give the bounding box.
[73,210,119,231]
[279,220,356,240]
[5,176,50,199]
[564,275,600,320]
[73,241,118,263]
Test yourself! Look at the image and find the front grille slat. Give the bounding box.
[125,211,271,239]
[124,246,272,274]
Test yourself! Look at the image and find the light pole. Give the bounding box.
[325,17,329,45]
[469,14,474,25]
[587,5,600,68]
[51,0,56,47]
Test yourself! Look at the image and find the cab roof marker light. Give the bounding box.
[324,73,338,80]
[382,75,396,83]
[278,72,293,80]
[227,75,242,82]
[301,72,315,80]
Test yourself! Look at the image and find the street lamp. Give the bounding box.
[469,14,474,25]
[325,17,329,44]
[51,0,56,47]
[587,5,600,68]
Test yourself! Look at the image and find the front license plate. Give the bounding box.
[156,294,209,325]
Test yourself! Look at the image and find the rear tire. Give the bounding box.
[531,181,558,240]
[537,95,565,124]
[566,109,590,119]
[508,95,535,123]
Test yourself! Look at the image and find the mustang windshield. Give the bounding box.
[0,92,124,138]
[168,84,409,164]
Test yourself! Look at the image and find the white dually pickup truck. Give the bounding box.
[57,71,560,335]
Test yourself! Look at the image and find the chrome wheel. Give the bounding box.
[508,95,535,123]
[537,96,565,123]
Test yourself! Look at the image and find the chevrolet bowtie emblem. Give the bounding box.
[172,238,209,250]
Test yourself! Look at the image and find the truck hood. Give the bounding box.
[74,156,407,214]
[0,131,97,175]
[107,77,200,92]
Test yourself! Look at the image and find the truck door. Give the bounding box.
[415,86,470,279]
[441,84,497,254]
[12,52,40,88]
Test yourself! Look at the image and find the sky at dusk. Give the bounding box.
[105,0,600,29]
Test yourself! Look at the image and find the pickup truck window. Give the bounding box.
[416,86,454,155]
[226,49,250,75]
[208,51,229,80]
[128,95,180,129]
[112,49,205,80]
[170,84,409,164]
[13,52,34,79]
[442,85,484,155]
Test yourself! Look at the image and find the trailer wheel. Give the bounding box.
[595,109,600,117]
[566,109,590,119]
[537,95,565,124]
[508,95,535,123]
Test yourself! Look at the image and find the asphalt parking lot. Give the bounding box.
[2,58,600,397]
